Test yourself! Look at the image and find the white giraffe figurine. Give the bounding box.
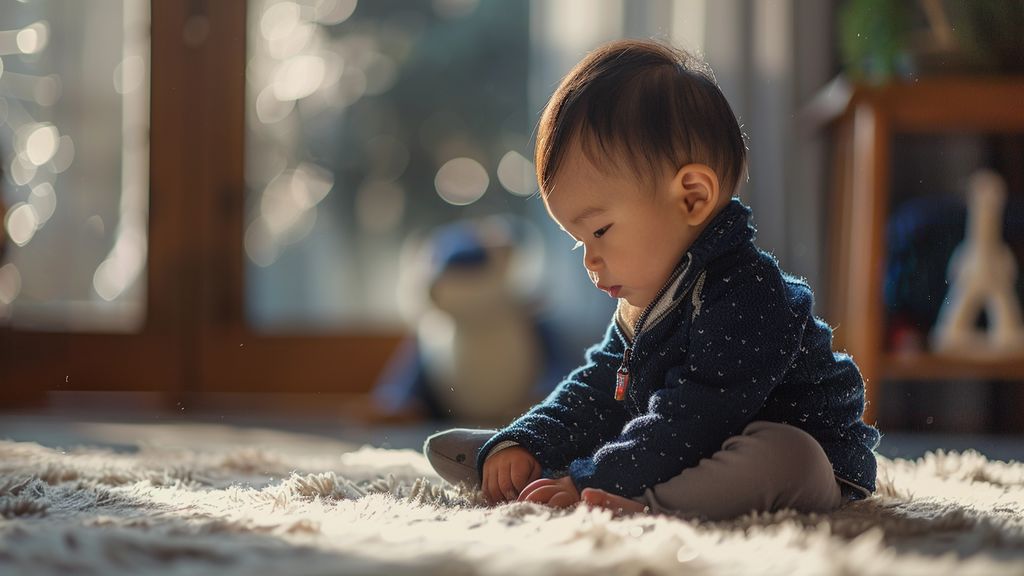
[932,170,1024,356]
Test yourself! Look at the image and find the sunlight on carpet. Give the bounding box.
[0,428,1022,575]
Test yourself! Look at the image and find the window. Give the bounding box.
[244,0,532,331]
[0,0,150,332]
[0,0,649,404]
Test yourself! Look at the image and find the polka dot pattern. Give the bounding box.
[477,200,880,498]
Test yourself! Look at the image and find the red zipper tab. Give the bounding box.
[614,370,630,401]
[615,347,632,401]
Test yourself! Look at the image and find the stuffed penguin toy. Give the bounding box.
[373,215,565,426]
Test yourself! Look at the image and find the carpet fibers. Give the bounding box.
[1,423,1023,575]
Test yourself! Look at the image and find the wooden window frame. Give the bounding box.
[0,1,401,409]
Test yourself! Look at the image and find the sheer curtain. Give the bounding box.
[700,0,836,297]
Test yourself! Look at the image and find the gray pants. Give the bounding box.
[423,420,843,520]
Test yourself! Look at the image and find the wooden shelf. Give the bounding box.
[881,353,1024,381]
[805,75,1024,133]
[818,75,1024,422]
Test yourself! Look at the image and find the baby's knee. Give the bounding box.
[744,421,839,511]
[745,421,827,463]
[778,426,831,477]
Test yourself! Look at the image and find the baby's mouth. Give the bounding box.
[597,285,621,298]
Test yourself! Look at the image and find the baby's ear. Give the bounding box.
[671,164,720,226]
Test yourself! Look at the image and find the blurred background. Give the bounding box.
[1,0,1023,455]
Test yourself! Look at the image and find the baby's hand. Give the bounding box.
[482,447,541,505]
[517,476,580,508]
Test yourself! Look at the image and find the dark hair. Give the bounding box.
[536,39,747,198]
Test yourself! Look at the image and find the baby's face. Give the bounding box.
[545,147,697,310]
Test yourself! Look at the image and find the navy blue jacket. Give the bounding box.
[477,199,880,498]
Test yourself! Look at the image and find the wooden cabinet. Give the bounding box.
[815,77,1024,425]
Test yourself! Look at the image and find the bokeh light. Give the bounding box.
[28,182,56,224]
[244,220,277,267]
[244,218,280,268]
[267,19,316,60]
[6,202,38,246]
[290,162,334,207]
[16,21,48,54]
[86,215,105,237]
[247,161,334,266]
[255,85,295,124]
[114,55,146,94]
[0,263,22,306]
[50,134,75,173]
[261,2,301,41]
[434,157,489,205]
[260,174,309,236]
[314,0,357,26]
[93,259,124,301]
[9,156,35,186]
[15,29,38,54]
[496,150,536,197]
[24,123,59,166]
[92,224,147,301]
[325,64,365,108]
[272,55,326,101]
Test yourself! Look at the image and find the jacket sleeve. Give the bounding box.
[568,261,809,496]
[476,319,630,478]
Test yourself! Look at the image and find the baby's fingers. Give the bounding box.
[496,461,519,502]
[481,466,490,503]
[509,458,539,493]
[483,464,500,505]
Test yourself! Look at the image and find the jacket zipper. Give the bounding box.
[614,257,690,401]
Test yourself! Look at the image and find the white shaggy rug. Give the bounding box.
[1,423,1023,575]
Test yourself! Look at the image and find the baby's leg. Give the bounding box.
[633,421,842,520]
[423,428,497,487]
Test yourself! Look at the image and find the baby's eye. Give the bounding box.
[571,240,584,251]
[593,224,612,238]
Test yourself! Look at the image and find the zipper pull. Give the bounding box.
[615,347,632,401]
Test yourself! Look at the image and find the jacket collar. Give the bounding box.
[616,198,755,339]
[670,198,754,300]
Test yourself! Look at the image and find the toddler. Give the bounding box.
[423,39,879,520]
